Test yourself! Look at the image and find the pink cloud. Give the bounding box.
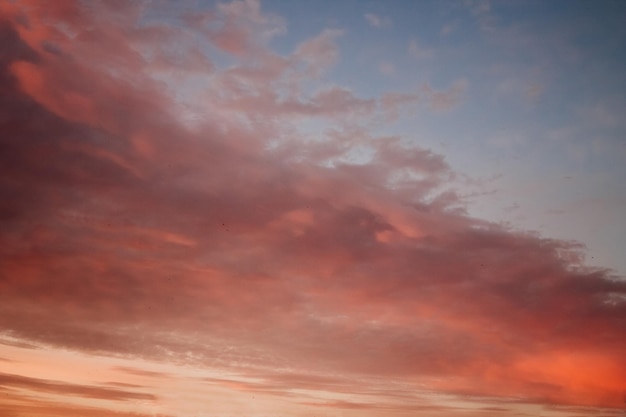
[0,1,625,416]
[184,0,285,55]
[293,28,343,78]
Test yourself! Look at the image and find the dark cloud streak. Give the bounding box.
[0,372,156,401]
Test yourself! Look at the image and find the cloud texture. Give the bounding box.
[0,1,625,416]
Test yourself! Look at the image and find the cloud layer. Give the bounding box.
[1,1,625,416]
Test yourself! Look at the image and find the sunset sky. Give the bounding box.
[1,1,625,416]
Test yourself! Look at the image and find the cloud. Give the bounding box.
[464,0,496,32]
[440,22,457,36]
[0,398,173,417]
[186,0,286,55]
[111,366,172,379]
[424,78,468,111]
[579,101,626,129]
[0,1,625,416]
[408,38,433,60]
[378,61,395,76]
[364,13,392,28]
[293,28,343,77]
[526,83,544,101]
[0,372,156,401]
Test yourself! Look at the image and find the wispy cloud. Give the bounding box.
[364,13,392,28]
[408,38,433,60]
[378,61,396,76]
[0,372,156,401]
[464,0,496,32]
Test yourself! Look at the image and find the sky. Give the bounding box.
[1,0,625,416]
